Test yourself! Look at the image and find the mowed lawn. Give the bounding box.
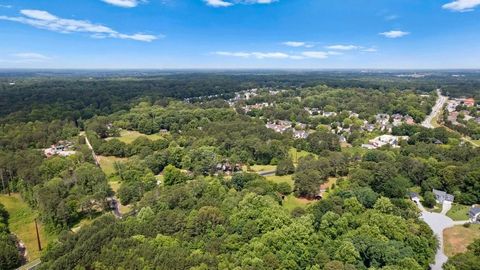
[444,224,480,257]
[265,174,294,187]
[446,204,471,221]
[107,130,164,144]
[97,156,127,176]
[0,194,56,261]
[245,164,277,172]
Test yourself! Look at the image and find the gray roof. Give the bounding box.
[470,207,480,218]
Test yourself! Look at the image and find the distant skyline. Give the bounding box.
[0,0,479,69]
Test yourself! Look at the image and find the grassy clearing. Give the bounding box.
[107,130,164,144]
[444,224,480,257]
[282,195,313,211]
[245,164,277,172]
[98,156,127,176]
[289,148,316,163]
[265,174,294,187]
[0,194,56,261]
[446,204,471,221]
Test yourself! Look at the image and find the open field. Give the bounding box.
[444,224,480,257]
[282,194,313,211]
[446,204,470,221]
[0,194,56,261]
[107,130,164,144]
[245,164,277,172]
[289,148,316,163]
[265,174,294,187]
[98,156,127,176]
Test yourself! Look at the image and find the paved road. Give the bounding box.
[422,89,448,129]
[414,200,470,270]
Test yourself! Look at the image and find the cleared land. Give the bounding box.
[265,174,294,187]
[282,195,313,211]
[107,130,164,144]
[444,224,480,257]
[245,164,277,172]
[97,156,127,176]
[0,194,56,261]
[446,204,470,221]
[289,148,316,163]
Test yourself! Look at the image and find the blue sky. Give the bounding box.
[0,0,479,69]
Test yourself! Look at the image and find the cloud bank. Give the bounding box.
[0,9,158,42]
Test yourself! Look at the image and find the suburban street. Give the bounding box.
[422,89,448,129]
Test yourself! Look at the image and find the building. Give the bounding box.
[409,192,420,203]
[464,98,475,107]
[469,206,480,223]
[362,135,409,149]
[432,189,454,204]
[293,130,309,139]
[44,141,76,157]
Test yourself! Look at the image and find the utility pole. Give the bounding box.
[34,218,42,251]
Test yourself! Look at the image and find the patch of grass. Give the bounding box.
[0,194,56,261]
[444,224,480,257]
[265,175,294,187]
[245,164,277,172]
[282,194,313,211]
[97,156,127,176]
[425,203,443,213]
[446,204,471,221]
[107,130,164,144]
[289,148,316,163]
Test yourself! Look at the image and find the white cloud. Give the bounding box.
[301,51,329,59]
[102,0,145,8]
[283,41,314,48]
[0,9,158,42]
[325,44,359,50]
[0,4,12,8]
[379,30,409,38]
[384,14,399,21]
[442,0,480,12]
[362,47,378,52]
[204,0,233,7]
[205,0,277,7]
[13,52,50,60]
[214,49,345,60]
[214,51,291,59]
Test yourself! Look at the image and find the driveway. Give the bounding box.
[420,211,453,270]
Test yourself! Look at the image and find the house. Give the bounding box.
[363,124,375,132]
[44,140,76,157]
[323,111,337,117]
[469,206,480,223]
[293,130,309,139]
[363,135,409,149]
[464,98,475,107]
[409,192,420,204]
[216,162,242,175]
[404,115,415,125]
[432,189,454,204]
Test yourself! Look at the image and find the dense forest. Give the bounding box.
[0,71,479,270]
